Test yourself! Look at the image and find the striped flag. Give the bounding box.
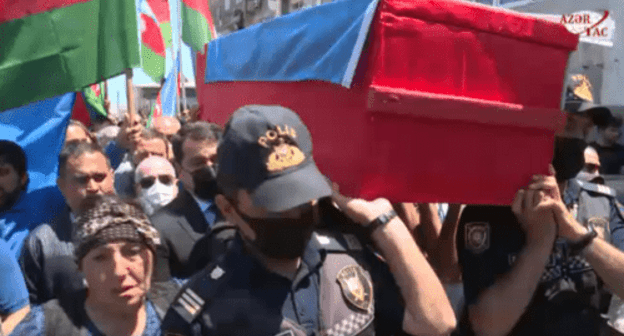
[147,0,173,47]
[147,88,163,127]
[83,83,108,121]
[161,52,181,117]
[139,0,166,82]
[0,0,140,112]
[181,0,217,52]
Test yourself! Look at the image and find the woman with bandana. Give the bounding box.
[10,195,178,336]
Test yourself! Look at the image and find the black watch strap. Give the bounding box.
[366,209,398,234]
[569,229,598,255]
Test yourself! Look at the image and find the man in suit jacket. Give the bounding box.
[150,122,224,279]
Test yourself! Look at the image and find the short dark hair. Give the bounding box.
[58,141,109,179]
[0,140,28,189]
[171,121,223,165]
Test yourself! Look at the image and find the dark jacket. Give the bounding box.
[150,188,217,279]
[21,206,171,304]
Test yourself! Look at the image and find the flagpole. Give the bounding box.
[103,78,110,119]
[177,0,183,117]
[125,68,137,118]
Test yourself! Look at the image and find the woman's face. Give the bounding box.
[81,241,153,308]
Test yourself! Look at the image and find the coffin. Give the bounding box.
[196,0,578,204]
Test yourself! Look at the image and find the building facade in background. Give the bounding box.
[470,0,623,109]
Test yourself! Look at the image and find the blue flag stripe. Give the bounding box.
[205,0,379,88]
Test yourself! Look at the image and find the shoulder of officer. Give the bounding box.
[576,179,617,197]
[169,260,231,324]
[311,230,365,253]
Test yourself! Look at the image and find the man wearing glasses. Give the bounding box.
[150,121,224,279]
[134,156,178,216]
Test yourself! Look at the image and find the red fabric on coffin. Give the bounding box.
[361,86,566,204]
[197,0,577,204]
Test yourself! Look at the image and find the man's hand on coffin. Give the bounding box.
[511,188,558,247]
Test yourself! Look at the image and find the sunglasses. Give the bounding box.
[139,175,174,189]
[74,173,108,186]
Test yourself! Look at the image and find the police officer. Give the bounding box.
[161,105,456,335]
[456,167,624,336]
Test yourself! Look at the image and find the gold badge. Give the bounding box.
[570,74,594,102]
[337,265,373,312]
[465,222,490,254]
[266,142,305,172]
[258,125,305,173]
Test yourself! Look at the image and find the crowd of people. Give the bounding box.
[1,78,624,336]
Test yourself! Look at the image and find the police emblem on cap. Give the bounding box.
[258,125,305,172]
[337,265,373,312]
[465,222,490,254]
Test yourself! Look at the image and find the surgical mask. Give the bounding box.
[139,181,176,215]
[192,165,218,200]
[236,206,317,259]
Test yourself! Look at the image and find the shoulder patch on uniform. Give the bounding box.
[336,265,373,312]
[465,222,490,254]
[174,287,205,322]
[580,181,616,197]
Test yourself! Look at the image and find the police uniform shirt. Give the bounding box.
[564,179,624,251]
[161,231,406,336]
[457,205,604,336]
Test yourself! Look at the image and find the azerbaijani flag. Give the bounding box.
[181,0,217,52]
[140,0,167,82]
[161,52,180,117]
[147,0,173,47]
[0,0,140,112]
[83,83,108,121]
[147,89,163,127]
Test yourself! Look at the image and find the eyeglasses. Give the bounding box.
[139,175,174,189]
[74,173,108,186]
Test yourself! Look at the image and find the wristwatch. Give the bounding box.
[569,227,598,255]
[366,209,398,234]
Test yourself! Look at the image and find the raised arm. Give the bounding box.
[465,190,557,336]
[332,193,456,335]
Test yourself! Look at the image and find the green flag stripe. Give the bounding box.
[83,85,107,117]
[142,43,166,82]
[160,21,173,47]
[181,3,212,52]
[0,0,139,111]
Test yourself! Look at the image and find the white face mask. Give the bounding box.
[139,181,176,215]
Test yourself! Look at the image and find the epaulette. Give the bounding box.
[312,230,364,253]
[170,260,231,324]
[577,180,617,197]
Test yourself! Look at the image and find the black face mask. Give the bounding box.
[552,137,586,182]
[192,165,218,200]
[236,206,317,260]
